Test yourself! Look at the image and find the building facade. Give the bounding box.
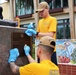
[0,0,76,39]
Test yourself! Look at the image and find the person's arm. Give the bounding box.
[8,48,20,74]
[37,32,55,37]
[10,62,20,74]
[24,45,36,63]
[27,55,36,63]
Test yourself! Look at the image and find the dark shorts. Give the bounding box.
[51,52,58,66]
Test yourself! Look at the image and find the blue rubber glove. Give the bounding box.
[25,29,37,36]
[28,23,34,29]
[24,45,30,56]
[8,48,19,63]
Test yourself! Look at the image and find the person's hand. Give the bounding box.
[24,45,30,56]
[8,48,19,63]
[28,23,34,29]
[25,29,37,36]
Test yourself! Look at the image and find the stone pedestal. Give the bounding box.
[0,26,32,75]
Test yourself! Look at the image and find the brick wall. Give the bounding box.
[58,64,76,75]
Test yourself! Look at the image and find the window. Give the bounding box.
[63,0,68,7]
[39,0,68,9]
[48,0,61,9]
[20,23,35,28]
[15,0,34,17]
[57,19,70,39]
[74,0,76,5]
[20,23,30,28]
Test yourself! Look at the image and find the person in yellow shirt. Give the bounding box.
[25,1,57,65]
[8,36,59,75]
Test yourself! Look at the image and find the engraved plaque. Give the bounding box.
[11,32,32,57]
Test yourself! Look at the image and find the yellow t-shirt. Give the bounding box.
[37,16,57,51]
[37,16,57,39]
[19,60,59,75]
